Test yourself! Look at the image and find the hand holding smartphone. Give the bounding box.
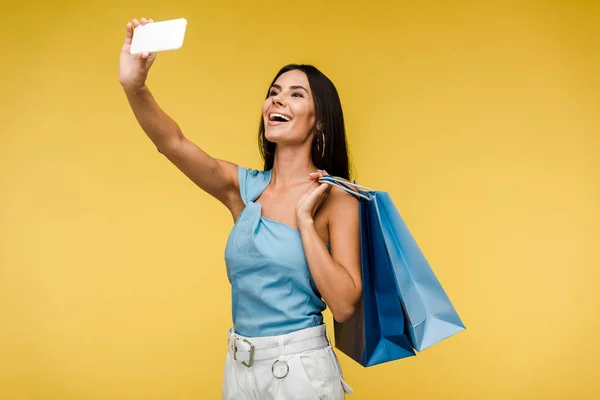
[129,18,188,55]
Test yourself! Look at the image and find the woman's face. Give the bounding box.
[262,69,316,146]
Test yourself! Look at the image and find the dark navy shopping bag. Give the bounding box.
[320,176,465,367]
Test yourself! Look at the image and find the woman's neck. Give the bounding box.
[270,144,317,189]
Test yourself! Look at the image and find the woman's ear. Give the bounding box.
[315,121,324,132]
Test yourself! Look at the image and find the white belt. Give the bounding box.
[227,324,330,368]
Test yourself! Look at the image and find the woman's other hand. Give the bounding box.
[296,170,332,229]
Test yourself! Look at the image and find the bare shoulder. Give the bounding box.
[327,184,359,202]
[323,185,360,223]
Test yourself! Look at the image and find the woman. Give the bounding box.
[119,18,362,400]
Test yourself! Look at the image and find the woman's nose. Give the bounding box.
[272,94,285,106]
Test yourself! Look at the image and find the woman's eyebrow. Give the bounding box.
[270,84,309,93]
[290,85,308,93]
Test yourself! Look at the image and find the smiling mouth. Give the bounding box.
[269,113,292,122]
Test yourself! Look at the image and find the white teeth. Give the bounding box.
[269,113,291,122]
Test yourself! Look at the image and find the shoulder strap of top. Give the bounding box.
[238,166,272,205]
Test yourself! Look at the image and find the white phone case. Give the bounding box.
[130,18,187,55]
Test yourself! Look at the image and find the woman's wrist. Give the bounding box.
[297,217,314,232]
[122,82,148,96]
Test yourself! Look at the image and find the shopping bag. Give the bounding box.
[320,175,465,366]
[330,183,416,367]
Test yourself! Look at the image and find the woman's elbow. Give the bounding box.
[332,303,358,323]
[331,285,362,323]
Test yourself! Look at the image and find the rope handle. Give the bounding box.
[318,175,374,201]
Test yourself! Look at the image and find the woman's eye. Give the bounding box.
[269,90,279,96]
[292,92,304,98]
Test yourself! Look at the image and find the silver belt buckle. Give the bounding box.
[233,337,255,368]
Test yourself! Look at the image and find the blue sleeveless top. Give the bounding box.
[224,166,327,337]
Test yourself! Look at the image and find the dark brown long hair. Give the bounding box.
[258,64,351,180]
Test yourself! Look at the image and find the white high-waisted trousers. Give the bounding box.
[222,324,353,399]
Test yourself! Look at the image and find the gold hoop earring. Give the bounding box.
[315,131,325,158]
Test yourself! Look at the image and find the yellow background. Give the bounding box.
[1,0,599,398]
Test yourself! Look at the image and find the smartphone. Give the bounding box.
[130,18,187,55]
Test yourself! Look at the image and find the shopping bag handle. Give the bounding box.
[318,175,374,201]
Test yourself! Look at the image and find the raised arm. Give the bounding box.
[118,18,242,216]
